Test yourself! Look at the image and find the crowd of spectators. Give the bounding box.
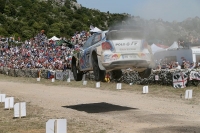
[154,57,200,71]
[0,30,91,71]
[1,30,200,72]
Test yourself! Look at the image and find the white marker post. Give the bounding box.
[82,74,86,81]
[83,81,87,85]
[67,71,71,82]
[14,102,26,118]
[52,78,55,82]
[185,89,193,99]
[67,78,70,82]
[37,77,40,82]
[0,94,6,103]
[96,82,100,88]
[143,86,149,94]
[46,119,67,133]
[5,97,14,110]
[116,83,122,90]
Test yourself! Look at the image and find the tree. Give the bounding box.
[0,26,8,36]
[0,13,6,24]
[0,0,6,13]
[71,20,82,31]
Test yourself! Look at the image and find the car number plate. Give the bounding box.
[122,55,136,59]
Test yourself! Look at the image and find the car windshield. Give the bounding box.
[106,30,144,40]
[106,25,145,40]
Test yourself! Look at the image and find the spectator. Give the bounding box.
[175,62,181,69]
[189,62,195,69]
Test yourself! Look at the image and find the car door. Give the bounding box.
[79,36,94,70]
[86,33,102,69]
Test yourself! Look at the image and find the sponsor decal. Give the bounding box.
[104,54,121,62]
[115,42,137,46]
[119,48,136,51]
[111,54,120,60]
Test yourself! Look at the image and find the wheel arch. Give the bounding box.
[91,50,105,70]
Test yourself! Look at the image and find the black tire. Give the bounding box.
[111,70,122,79]
[93,59,105,81]
[138,68,152,79]
[72,63,83,81]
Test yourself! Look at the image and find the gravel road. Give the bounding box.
[0,81,200,133]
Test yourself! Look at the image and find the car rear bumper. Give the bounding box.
[102,60,150,71]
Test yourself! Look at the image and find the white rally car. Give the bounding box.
[72,26,154,81]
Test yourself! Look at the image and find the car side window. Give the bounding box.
[93,33,102,45]
[83,36,94,49]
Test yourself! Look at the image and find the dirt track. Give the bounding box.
[0,80,200,133]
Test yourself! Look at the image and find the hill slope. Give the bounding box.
[0,0,200,45]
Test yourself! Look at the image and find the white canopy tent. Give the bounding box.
[166,41,179,50]
[151,43,166,54]
[90,27,102,33]
[49,36,60,41]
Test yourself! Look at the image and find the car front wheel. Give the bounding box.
[72,63,83,81]
[93,59,105,81]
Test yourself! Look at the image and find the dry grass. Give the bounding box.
[0,98,46,133]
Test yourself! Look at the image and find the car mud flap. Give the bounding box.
[97,55,106,70]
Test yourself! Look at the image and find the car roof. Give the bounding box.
[109,25,144,31]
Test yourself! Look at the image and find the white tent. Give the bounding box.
[49,36,60,41]
[151,43,166,54]
[90,27,102,33]
[166,41,179,50]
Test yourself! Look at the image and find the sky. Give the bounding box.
[76,0,200,22]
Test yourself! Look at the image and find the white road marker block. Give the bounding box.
[67,78,70,82]
[46,119,67,133]
[83,81,87,85]
[14,102,26,118]
[5,97,14,110]
[96,82,100,88]
[37,77,40,81]
[116,83,122,90]
[185,89,193,99]
[0,94,6,103]
[67,71,71,83]
[82,74,86,81]
[52,78,55,82]
[143,86,149,94]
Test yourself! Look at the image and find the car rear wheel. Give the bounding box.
[93,59,105,81]
[111,70,122,79]
[72,63,83,81]
[138,68,152,79]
